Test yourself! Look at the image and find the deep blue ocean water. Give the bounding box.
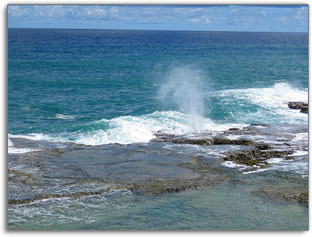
[8,28,308,144]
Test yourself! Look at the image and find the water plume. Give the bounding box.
[158,65,206,133]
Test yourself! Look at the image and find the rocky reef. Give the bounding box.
[8,123,308,207]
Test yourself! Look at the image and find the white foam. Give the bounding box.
[243,168,272,175]
[9,133,58,141]
[266,158,284,164]
[243,157,308,176]
[8,138,41,154]
[217,82,308,124]
[291,150,308,157]
[221,161,249,169]
[9,111,246,145]
[292,132,308,143]
[55,114,75,119]
[75,111,236,145]
[8,138,13,147]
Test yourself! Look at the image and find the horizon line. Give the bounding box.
[8,27,308,34]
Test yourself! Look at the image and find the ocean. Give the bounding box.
[8,28,308,230]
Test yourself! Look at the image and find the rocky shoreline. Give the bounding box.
[8,123,308,206]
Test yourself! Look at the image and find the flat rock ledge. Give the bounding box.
[153,123,307,168]
[8,123,308,206]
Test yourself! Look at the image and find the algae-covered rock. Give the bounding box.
[296,192,308,205]
[222,143,294,166]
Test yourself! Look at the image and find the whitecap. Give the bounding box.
[216,82,308,124]
[8,111,246,145]
[55,114,75,119]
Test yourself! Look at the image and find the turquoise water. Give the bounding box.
[8,29,308,230]
[8,181,308,230]
[8,29,308,144]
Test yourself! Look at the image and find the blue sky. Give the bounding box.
[8,5,308,32]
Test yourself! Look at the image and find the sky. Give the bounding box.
[8,5,308,32]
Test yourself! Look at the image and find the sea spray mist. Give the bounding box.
[158,65,206,133]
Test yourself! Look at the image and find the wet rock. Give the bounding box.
[8,186,131,205]
[248,171,308,206]
[288,102,308,114]
[8,123,308,206]
[250,123,268,127]
[254,143,272,150]
[8,141,231,204]
[152,133,253,146]
[256,188,308,206]
[288,102,308,110]
[300,107,308,114]
[222,144,294,166]
[296,192,308,206]
[223,148,267,166]
[212,137,253,145]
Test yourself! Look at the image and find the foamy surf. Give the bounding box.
[8,138,41,154]
[215,82,308,124]
[8,111,245,145]
[7,83,307,146]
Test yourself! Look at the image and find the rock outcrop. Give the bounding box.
[222,144,294,166]
[288,102,308,114]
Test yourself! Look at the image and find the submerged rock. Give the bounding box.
[8,140,231,204]
[255,185,308,207]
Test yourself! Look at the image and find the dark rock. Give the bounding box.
[288,102,308,114]
[250,123,268,127]
[212,137,253,146]
[296,192,308,205]
[300,107,308,114]
[288,102,306,110]
[222,143,294,166]
[254,143,272,150]
[152,133,253,146]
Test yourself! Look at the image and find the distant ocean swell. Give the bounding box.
[8,82,307,150]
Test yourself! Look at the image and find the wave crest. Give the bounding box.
[9,111,243,145]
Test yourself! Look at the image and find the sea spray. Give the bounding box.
[158,66,206,132]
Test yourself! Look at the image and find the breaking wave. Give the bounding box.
[214,82,308,124]
[8,111,244,145]
[8,83,307,146]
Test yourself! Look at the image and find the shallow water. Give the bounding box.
[8,128,309,230]
[8,181,308,230]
